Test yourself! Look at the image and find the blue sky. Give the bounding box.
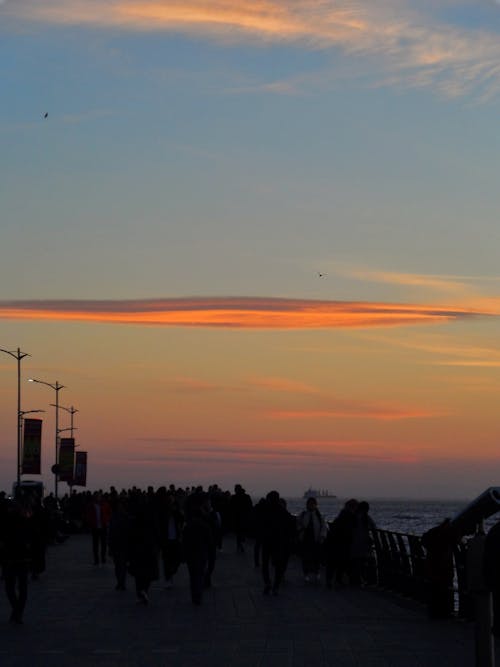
[1,1,500,498]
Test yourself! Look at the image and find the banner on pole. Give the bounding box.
[22,418,42,475]
[59,437,75,482]
[73,451,87,487]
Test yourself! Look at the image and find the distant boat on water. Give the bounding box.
[303,487,336,500]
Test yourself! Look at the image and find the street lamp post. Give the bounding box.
[29,378,65,499]
[0,347,30,490]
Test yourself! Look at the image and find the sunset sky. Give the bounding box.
[2,0,500,499]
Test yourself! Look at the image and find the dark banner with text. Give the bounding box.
[22,418,42,475]
[73,451,87,487]
[59,437,75,482]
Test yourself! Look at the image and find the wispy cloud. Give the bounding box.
[0,296,490,329]
[357,331,500,369]
[268,405,446,421]
[340,267,471,296]
[248,376,319,394]
[4,1,500,99]
[124,435,415,465]
[331,265,500,299]
[168,376,230,393]
[61,109,115,124]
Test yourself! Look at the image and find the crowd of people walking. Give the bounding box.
[0,483,377,622]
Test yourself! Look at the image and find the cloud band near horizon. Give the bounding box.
[0,296,490,329]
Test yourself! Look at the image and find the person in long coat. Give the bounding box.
[156,489,184,589]
[325,498,359,589]
[260,491,295,595]
[84,492,112,565]
[108,497,132,592]
[127,494,160,604]
[296,497,328,582]
[350,501,376,586]
[182,492,215,605]
[0,499,34,623]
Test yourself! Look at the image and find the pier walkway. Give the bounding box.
[0,533,492,666]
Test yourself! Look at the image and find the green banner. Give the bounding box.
[59,437,75,482]
[22,418,42,475]
[73,451,87,487]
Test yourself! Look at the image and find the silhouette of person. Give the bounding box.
[325,499,359,589]
[297,497,328,582]
[157,488,184,589]
[230,484,253,553]
[84,491,112,565]
[260,491,295,595]
[350,500,376,586]
[127,493,160,604]
[182,492,215,605]
[108,497,131,591]
[252,497,267,568]
[1,499,34,623]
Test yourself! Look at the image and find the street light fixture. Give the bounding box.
[51,404,78,438]
[28,378,65,499]
[0,347,30,490]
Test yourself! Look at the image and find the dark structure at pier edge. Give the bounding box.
[370,487,500,622]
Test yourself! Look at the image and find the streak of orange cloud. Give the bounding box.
[0,296,487,329]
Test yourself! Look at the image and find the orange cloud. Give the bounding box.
[0,296,488,329]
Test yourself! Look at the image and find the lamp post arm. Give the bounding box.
[28,377,66,499]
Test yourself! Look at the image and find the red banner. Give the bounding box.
[22,418,42,474]
[73,451,87,487]
[59,437,75,482]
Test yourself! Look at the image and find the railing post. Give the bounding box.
[466,529,495,667]
[474,592,494,667]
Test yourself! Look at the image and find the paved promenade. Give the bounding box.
[0,533,493,666]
